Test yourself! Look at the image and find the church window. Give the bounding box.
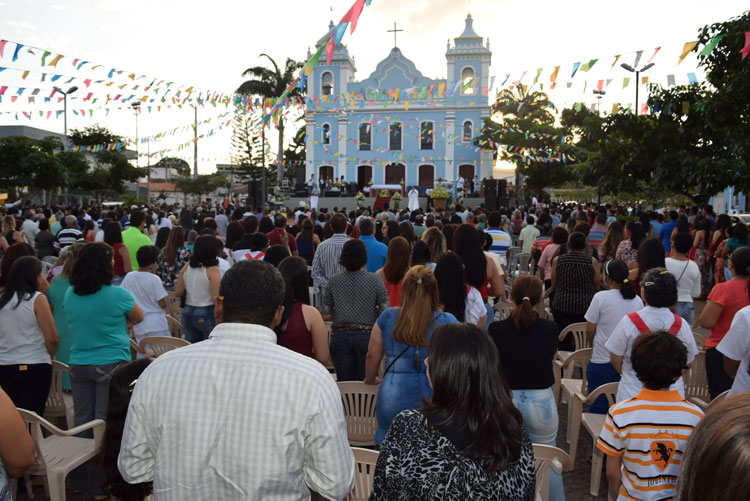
[461,67,475,95]
[389,122,402,151]
[322,124,331,145]
[359,123,371,151]
[321,72,333,95]
[462,121,473,142]
[420,121,434,150]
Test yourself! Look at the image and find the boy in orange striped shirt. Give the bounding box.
[597,331,704,500]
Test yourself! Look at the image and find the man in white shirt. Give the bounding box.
[518,215,540,254]
[606,268,699,403]
[118,260,354,500]
[665,233,701,324]
[717,305,750,396]
[121,245,169,347]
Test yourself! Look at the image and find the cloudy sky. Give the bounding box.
[1,0,747,174]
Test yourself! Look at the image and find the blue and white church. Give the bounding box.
[305,14,493,191]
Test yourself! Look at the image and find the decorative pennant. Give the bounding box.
[571,62,580,78]
[647,47,661,63]
[623,77,630,88]
[687,73,698,84]
[700,35,725,56]
[678,41,697,64]
[741,31,750,60]
[611,55,621,68]
[632,50,643,68]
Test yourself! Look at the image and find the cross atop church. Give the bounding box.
[387,22,404,48]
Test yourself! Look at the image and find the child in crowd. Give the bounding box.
[121,245,169,348]
[598,331,704,500]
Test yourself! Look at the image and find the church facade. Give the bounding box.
[305,14,493,191]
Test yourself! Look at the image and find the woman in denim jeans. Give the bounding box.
[175,235,221,343]
[489,274,564,500]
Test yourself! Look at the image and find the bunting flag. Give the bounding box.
[623,77,630,89]
[571,62,580,78]
[647,47,661,63]
[549,66,560,84]
[678,41,698,64]
[687,72,698,84]
[532,68,542,85]
[580,59,597,72]
[741,31,750,60]
[611,55,621,68]
[0,40,7,58]
[700,35,725,56]
[633,50,643,68]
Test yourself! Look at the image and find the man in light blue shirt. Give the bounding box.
[358,218,387,272]
[485,211,512,266]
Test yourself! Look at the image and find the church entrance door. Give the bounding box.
[458,164,475,181]
[357,165,372,190]
[418,165,434,191]
[385,163,406,185]
[319,165,334,183]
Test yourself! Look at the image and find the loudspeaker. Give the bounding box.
[498,180,508,198]
[498,197,510,209]
[294,183,308,197]
[484,179,498,210]
[295,166,306,185]
[247,179,263,209]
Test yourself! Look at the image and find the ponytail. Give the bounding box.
[509,275,542,329]
[605,259,636,300]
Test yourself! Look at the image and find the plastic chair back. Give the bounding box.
[337,381,379,446]
[533,444,573,501]
[344,447,380,501]
[684,351,709,404]
[44,361,74,429]
[167,314,184,339]
[559,322,590,351]
[140,336,190,357]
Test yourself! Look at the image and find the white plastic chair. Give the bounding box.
[493,301,513,321]
[568,382,619,494]
[166,314,184,339]
[555,322,591,378]
[337,381,379,446]
[694,388,730,412]
[167,301,182,322]
[344,447,380,501]
[44,361,74,429]
[556,348,592,441]
[685,351,710,407]
[41,256,59,266]
[508,252,532,280]
[140,336,190,357]
[533,444,573,501]
[16,409,105,501]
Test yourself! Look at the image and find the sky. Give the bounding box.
[1,0,748,175]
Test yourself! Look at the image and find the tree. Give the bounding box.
[174,173,225,205]
[282,125,306,181]
[477,86,574,201]
[236,54,304,184]
[0,135,65,203]
[68,124,145,202]
[230,111,269,183]
[152,157,191,179]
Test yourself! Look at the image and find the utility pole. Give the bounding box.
[261,123,266,213]
[54,85,78,205]
[130,102,140,203]
[621,62,655,114]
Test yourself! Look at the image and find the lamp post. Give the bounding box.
[130,102,141,203]
[620,62,655,114]
[593,89,606,116]
[53,85,78,205]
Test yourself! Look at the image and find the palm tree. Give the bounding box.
[492,85,556,121]
[237,54,304,185]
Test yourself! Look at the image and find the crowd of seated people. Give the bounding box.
[0,199,749,500]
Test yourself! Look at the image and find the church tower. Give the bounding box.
[446,14,492,97]
[308,22,357,97]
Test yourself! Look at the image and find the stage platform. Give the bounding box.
[278,196,486,212]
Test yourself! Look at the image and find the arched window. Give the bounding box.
[462,120,473,142]
[389,122,402,151]
[461,67,475,95]
[322,123,331,145]
[321,72,333,95]
[420,121,434,150]
[359,123,371,151]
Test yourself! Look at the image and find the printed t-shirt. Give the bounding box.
[584,290,643,364]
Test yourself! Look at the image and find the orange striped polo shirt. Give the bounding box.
[597,389,704,501]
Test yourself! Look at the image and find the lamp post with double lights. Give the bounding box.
[593,89,606,116]
[130,102,142,203]
[53,85,78,205]
[620,62,655,115]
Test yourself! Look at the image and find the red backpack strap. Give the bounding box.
[627,312,651,334]
[668,314,683,335]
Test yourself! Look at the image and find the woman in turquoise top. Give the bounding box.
[63,242,143,498]
[46,242,84,390]
[365,265,458,444]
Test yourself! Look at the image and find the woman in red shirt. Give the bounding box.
[698,246,750,399]
[377,237,411,307]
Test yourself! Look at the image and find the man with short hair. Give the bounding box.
[122,211,152,267]
[588,213,607,250]
[119,260,354,499]
[358,217,387,272]
[22,210,39,246]
[659,211,679,253]
[268,214,298,256]
[54,215,84,249]
[215,208,228,237]
[518,215,540,254]
[485,211,512,266]
[312,213,349,289]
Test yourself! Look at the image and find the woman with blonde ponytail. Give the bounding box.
[488,274,563,501]
[364,265,458,445]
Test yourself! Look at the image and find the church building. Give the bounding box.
[305,14,493,191]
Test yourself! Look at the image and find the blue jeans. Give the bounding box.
[484,301,494,330]
[330,330,371,381]
[512,388,564,501]
[181,305,215,343]
[675,301,694,324]
[586,362,621,414]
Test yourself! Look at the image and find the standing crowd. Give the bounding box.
[1,199,749,500]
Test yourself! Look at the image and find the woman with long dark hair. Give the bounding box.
[489,274,562,499]
[101,359,153,500]
[157,226,190,289]
[453,224,505,327]
[583,259,643,414]
[64,242,143,498]
[103,221,132,285]
[364,266,458,445]
[421,227,445,269]
[0,256,59,415]
[692,217,713,298]
[434,252,487,328]
[615,220,645,265]
[634,237,666,288]
[382,220,400,246]
[0,242,35,288]
[599,220,624,264]
[371,323,535,500]
[224,221,244,256]
[154,226,171,250]
[376,236,411,307]
[175,236,221,343]
[295,218,320,266]
[538,226,568,289]
[275,256,330,364]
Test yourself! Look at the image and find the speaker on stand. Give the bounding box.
[484,179,498,211]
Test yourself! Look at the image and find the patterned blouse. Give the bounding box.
[551,251,596,316]
[156,247,191,289]
[615,239,637,263]
[371,409,536,500]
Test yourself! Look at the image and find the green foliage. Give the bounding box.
[478,86,573,201]
[174,174,225,204]
[152,157,191,178]
[0,135,64,200]
[68,124,122,146]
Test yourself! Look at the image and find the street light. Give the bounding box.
[620,62,655,115]
[53,85,78,205]
[593,89,606,116]
[130,102,141,203]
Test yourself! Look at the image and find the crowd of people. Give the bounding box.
[1,198,749,500]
